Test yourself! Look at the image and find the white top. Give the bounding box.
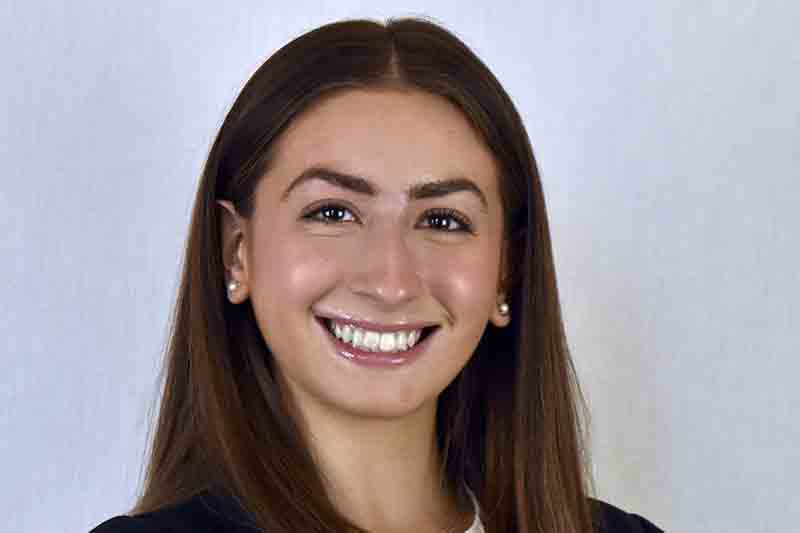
[463,486,485,533]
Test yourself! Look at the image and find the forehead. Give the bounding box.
[268,88,500,196]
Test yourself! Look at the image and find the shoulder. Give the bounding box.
[89,516,151,533]
[590,498,664,533]
[91,493,660,533]
[89,490,260,533]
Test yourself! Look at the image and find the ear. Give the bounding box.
[217,199,250,304]
[490,237,511,328]
[489,293,511,328]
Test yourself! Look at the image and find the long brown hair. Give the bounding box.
[133,18,595,532]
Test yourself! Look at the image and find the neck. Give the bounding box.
[293,398,470,531]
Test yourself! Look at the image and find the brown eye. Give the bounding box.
[419,208,474,233]
[302,203,357,224]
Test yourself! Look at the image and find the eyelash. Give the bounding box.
[301,203,475,234]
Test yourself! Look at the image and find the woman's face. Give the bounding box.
[220,88,509,420]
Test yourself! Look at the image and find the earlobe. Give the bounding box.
[217,200,249,303]
[491,239,511,327]
[490,296,511,327]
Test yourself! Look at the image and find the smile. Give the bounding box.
[316,315,440,366]
[328,320,430,353]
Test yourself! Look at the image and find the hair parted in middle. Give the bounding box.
[134,17,595,533]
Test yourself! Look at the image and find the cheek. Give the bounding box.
[422,242,500,317]
[252,236,341,303]
[248,234,343,362]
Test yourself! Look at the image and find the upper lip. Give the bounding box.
[315,312,439,333]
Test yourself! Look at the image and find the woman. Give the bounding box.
[92,18,662,533]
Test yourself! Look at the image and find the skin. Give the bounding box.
[219,88,509,531]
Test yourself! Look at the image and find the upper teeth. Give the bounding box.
[328,320,424,352]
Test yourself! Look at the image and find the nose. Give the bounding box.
[347,224,424,309]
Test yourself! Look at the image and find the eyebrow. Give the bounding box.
[280,166,489,212]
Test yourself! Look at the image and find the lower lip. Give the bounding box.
[316,317,436,368]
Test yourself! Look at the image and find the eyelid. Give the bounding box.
[300,200,361,224]
[416,207,475,234]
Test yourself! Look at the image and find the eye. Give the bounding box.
[301,202,358,224]
[418,208,475,234]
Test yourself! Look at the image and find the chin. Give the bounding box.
[313,380,440,421]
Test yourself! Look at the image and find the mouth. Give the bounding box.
[315,315,441,366]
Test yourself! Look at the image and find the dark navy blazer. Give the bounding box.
[91,489,664,532]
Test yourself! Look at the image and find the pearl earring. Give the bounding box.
[227,280,240,292]
[498,302,510,316]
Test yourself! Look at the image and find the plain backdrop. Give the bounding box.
[2,1,798,532]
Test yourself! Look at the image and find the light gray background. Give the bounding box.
[2,1,798,532]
